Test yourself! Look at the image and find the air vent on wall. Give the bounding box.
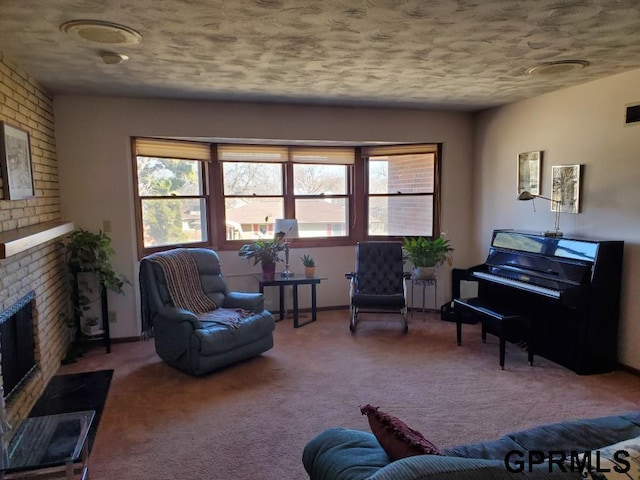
[625,104,640,125]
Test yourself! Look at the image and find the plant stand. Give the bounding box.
[81,283,111,354]
[410,277,437,320]
[72,269,111,355]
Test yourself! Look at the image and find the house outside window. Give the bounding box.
[218,145,352,243]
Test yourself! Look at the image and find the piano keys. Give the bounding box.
[472,271,561,299]
[464,230,624,375]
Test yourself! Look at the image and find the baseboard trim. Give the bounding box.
[618,362,640,377]
[112,336,142,343]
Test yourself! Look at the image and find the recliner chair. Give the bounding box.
[345,242,411,333]
[139,248,275,375]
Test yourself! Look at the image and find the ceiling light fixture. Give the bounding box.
[100,52,129,65]
[525,60,590,75]
[60,20,142,45]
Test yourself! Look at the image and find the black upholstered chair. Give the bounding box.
[345,242,411,333]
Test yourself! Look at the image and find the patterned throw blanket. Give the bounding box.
[197,308,253,329]
[149,249,250,329]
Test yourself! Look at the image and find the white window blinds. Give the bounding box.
[135,138,211,161]
[218,145,355,164]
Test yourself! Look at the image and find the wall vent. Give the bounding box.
[625,103,640,125]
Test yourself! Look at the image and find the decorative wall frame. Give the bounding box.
[0,121,35,200]
[551,164,581,214]
[517,151,542,195]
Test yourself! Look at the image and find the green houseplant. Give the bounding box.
[403,235,454,279]
[238,237,285,280]
[60,228,129,362]
[300,254,316,278]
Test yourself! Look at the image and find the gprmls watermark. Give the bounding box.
[504,450,631,474]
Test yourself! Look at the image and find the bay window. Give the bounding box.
[132,137,440,258]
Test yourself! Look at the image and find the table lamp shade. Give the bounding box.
[274,218,299,239]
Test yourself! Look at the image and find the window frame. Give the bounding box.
[361,144,442,241]
[132,138,441,258]
[216,145,355,251]
[131,138,213,258]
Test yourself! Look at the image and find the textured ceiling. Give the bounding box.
[1,0,640,111]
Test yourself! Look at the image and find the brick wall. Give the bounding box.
[0,54,69,426]
[388,153,435,235]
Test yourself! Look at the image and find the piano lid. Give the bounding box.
[491,230,599,263]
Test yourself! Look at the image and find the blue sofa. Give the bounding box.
[303,411,640,479]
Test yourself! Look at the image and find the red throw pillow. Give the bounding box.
[360,404,442,461]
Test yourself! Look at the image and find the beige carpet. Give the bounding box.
[59,310,640,480]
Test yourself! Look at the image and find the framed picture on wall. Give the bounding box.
[0,121,35,200]
[551,164,581,214]
[517,151,542,195]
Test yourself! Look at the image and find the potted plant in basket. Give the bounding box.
[300,254,316,278]
[238,237,285,281]
[402,234,454,279]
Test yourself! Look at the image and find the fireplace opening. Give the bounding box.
[0,291,37,401]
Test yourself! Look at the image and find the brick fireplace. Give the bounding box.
[0,233,71,424]
[0,55,70,427]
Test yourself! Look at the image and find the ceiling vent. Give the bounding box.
[60,20,142,45]
[525,60,590,75]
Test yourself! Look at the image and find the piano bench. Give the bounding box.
[454,297,533,370]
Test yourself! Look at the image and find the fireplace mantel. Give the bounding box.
[0,220,74,259]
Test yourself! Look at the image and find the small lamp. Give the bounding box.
[517,191,563,237]
[274,218,299,277]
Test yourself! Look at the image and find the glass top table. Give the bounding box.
[2,410,95,479]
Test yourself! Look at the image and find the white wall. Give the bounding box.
[53,97,475,338]
[474,68,640,370]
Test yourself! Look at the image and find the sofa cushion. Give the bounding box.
[360,404,441,461]
[568,435,640,479]
[446,412,640,463]
[302,427,389,480]
[507,413,640,455]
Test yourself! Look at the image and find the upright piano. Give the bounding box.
[464,230,624,375]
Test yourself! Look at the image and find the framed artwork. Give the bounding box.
[517,151,542,195]
[0,121,34,200]
[551,164,581,214]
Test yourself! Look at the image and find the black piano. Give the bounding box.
[462,229,624,375]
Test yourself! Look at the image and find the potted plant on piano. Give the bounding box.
[403,234,454,280]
